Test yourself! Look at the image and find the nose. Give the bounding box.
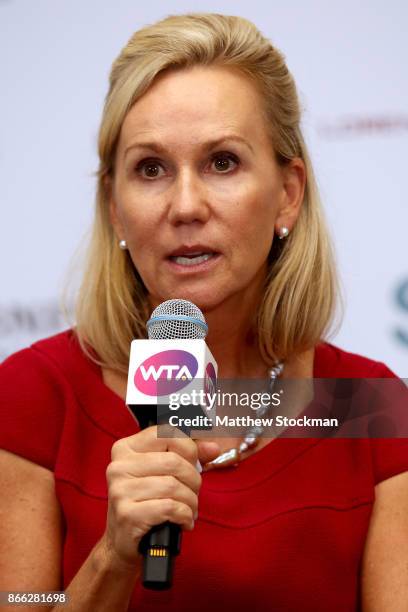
[167,169,211,226]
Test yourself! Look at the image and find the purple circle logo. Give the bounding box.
[134,350,199,396]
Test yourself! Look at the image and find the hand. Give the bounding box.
[102,425,220,570]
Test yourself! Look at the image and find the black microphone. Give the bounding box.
[126,299,216,590]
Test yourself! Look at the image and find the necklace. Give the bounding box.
[202,362,284,471]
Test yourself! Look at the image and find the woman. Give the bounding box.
[1,13,407,612]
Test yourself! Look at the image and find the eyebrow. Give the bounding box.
[124,135,254,158]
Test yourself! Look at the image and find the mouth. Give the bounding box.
[167,246,220,269]
[170,252,216,266]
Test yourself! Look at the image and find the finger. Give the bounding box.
[195,441,221,466]
[124,498,195,532]
[113,475,198,517]
[112,425,198,467]
[107,454,202,493]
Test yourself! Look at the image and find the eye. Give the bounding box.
[134,152,239,179]
[135,158,165,180]
[210,152,239,173]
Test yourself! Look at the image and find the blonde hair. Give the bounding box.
[74,12,340,372]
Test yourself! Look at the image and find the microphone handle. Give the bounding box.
[138,522,182,590]
[127,404,182,590]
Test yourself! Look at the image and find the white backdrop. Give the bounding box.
[1,0,407,375]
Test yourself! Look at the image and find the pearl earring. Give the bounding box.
[278,227,289,239]
[119,239,127,250]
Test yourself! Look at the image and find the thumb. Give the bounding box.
[195,440,221,466]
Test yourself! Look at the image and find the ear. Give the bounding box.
[275,158,306,234]
[105,175,125,241]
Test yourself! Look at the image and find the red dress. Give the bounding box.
[1,330,407,611]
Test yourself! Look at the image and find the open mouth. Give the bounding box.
[169,252,216,266]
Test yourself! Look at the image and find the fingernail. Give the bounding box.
[195,460,202,473]
[194,510,198,520]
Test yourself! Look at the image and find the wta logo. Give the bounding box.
[134,350,198,396]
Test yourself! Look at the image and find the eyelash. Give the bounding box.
[134,152,240,179]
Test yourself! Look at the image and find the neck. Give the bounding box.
[201,294,315,381]
[203,295,266,379]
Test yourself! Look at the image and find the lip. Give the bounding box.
[166,251,221,276]
[167,244,219,258]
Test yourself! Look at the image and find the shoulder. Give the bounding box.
[1,329,97,384]
[1,329,71,388]
[315,342,408,486]
[315,342,397,378]
[0,328,84,394]
[28,328,83,369]
[0,330,82,470]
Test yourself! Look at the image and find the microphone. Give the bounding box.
[126,299,217,590]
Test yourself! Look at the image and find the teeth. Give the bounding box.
[172,253,214,266]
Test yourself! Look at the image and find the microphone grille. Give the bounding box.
[146,299,208,340]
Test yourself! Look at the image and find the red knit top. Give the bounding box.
[1,330,407,611]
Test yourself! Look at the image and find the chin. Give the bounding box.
[151,286,228,314]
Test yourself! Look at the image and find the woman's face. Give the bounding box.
[110,65,305,312]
